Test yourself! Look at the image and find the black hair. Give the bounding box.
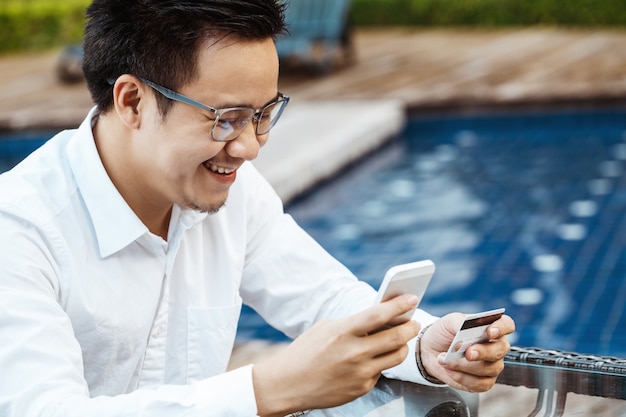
[82,0,286,115]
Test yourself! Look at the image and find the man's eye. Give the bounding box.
[217,119,234,128]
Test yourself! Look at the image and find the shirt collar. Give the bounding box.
[67,107,149,258]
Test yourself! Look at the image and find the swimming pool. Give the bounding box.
[240,105,626,357]
[0,130,53,172]
[3,106,626,357]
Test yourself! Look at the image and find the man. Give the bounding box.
[0,1,515,416]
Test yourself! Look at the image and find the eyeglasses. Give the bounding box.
[137,77,289,142]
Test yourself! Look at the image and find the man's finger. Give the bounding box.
[370,341,412,370]
[368,320,420,355]
[349,294,419,335]
[487,315,516,339]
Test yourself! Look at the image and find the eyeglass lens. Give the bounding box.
[212,100,286,142]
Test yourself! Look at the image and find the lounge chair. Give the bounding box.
[276,0,354,74]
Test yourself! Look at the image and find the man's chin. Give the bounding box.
[183,198,227,214]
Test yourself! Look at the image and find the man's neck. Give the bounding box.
[93,113,173,241]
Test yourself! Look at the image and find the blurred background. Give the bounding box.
[1,0,626,360]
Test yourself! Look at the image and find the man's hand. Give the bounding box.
[420,312,515,392]
[252,294,421,417]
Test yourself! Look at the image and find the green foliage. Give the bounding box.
[1,0,624,53]
[350,0,626,27]
[0,0,89,52]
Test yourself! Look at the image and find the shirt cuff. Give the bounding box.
[382,309,446,386]
[192,364,259,416]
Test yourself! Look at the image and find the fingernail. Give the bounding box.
[406,294,419,306]
[490,327,501,338]
[469,350,479,361]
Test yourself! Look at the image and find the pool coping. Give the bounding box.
[253,99,405,203]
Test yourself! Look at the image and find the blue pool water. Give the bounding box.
[0,130,52,171]
[242,106,626,358]
[2,107,626,357]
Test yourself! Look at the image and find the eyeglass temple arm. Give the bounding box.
[107,76,218,114]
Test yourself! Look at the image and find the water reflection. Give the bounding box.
[287,108,626,356]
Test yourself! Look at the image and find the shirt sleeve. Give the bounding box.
[239,164,376,337]
[238,164,445,387]
[382,309,446,386]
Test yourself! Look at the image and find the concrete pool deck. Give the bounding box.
[254,98,405,200]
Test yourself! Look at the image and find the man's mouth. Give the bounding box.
[205,162,235,175]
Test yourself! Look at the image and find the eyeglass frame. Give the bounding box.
[108,76,290,142]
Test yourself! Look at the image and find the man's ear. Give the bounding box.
[111,74,147,130]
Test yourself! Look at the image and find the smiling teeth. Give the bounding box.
[208,164,234,174]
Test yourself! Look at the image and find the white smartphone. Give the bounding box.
[443,308,506,363]
[374,259,435,322]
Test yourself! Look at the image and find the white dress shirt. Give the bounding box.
[0,108,438,416]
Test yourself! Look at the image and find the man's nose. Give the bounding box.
[224,121,260,161]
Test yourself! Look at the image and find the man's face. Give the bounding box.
[134,36,280,213]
